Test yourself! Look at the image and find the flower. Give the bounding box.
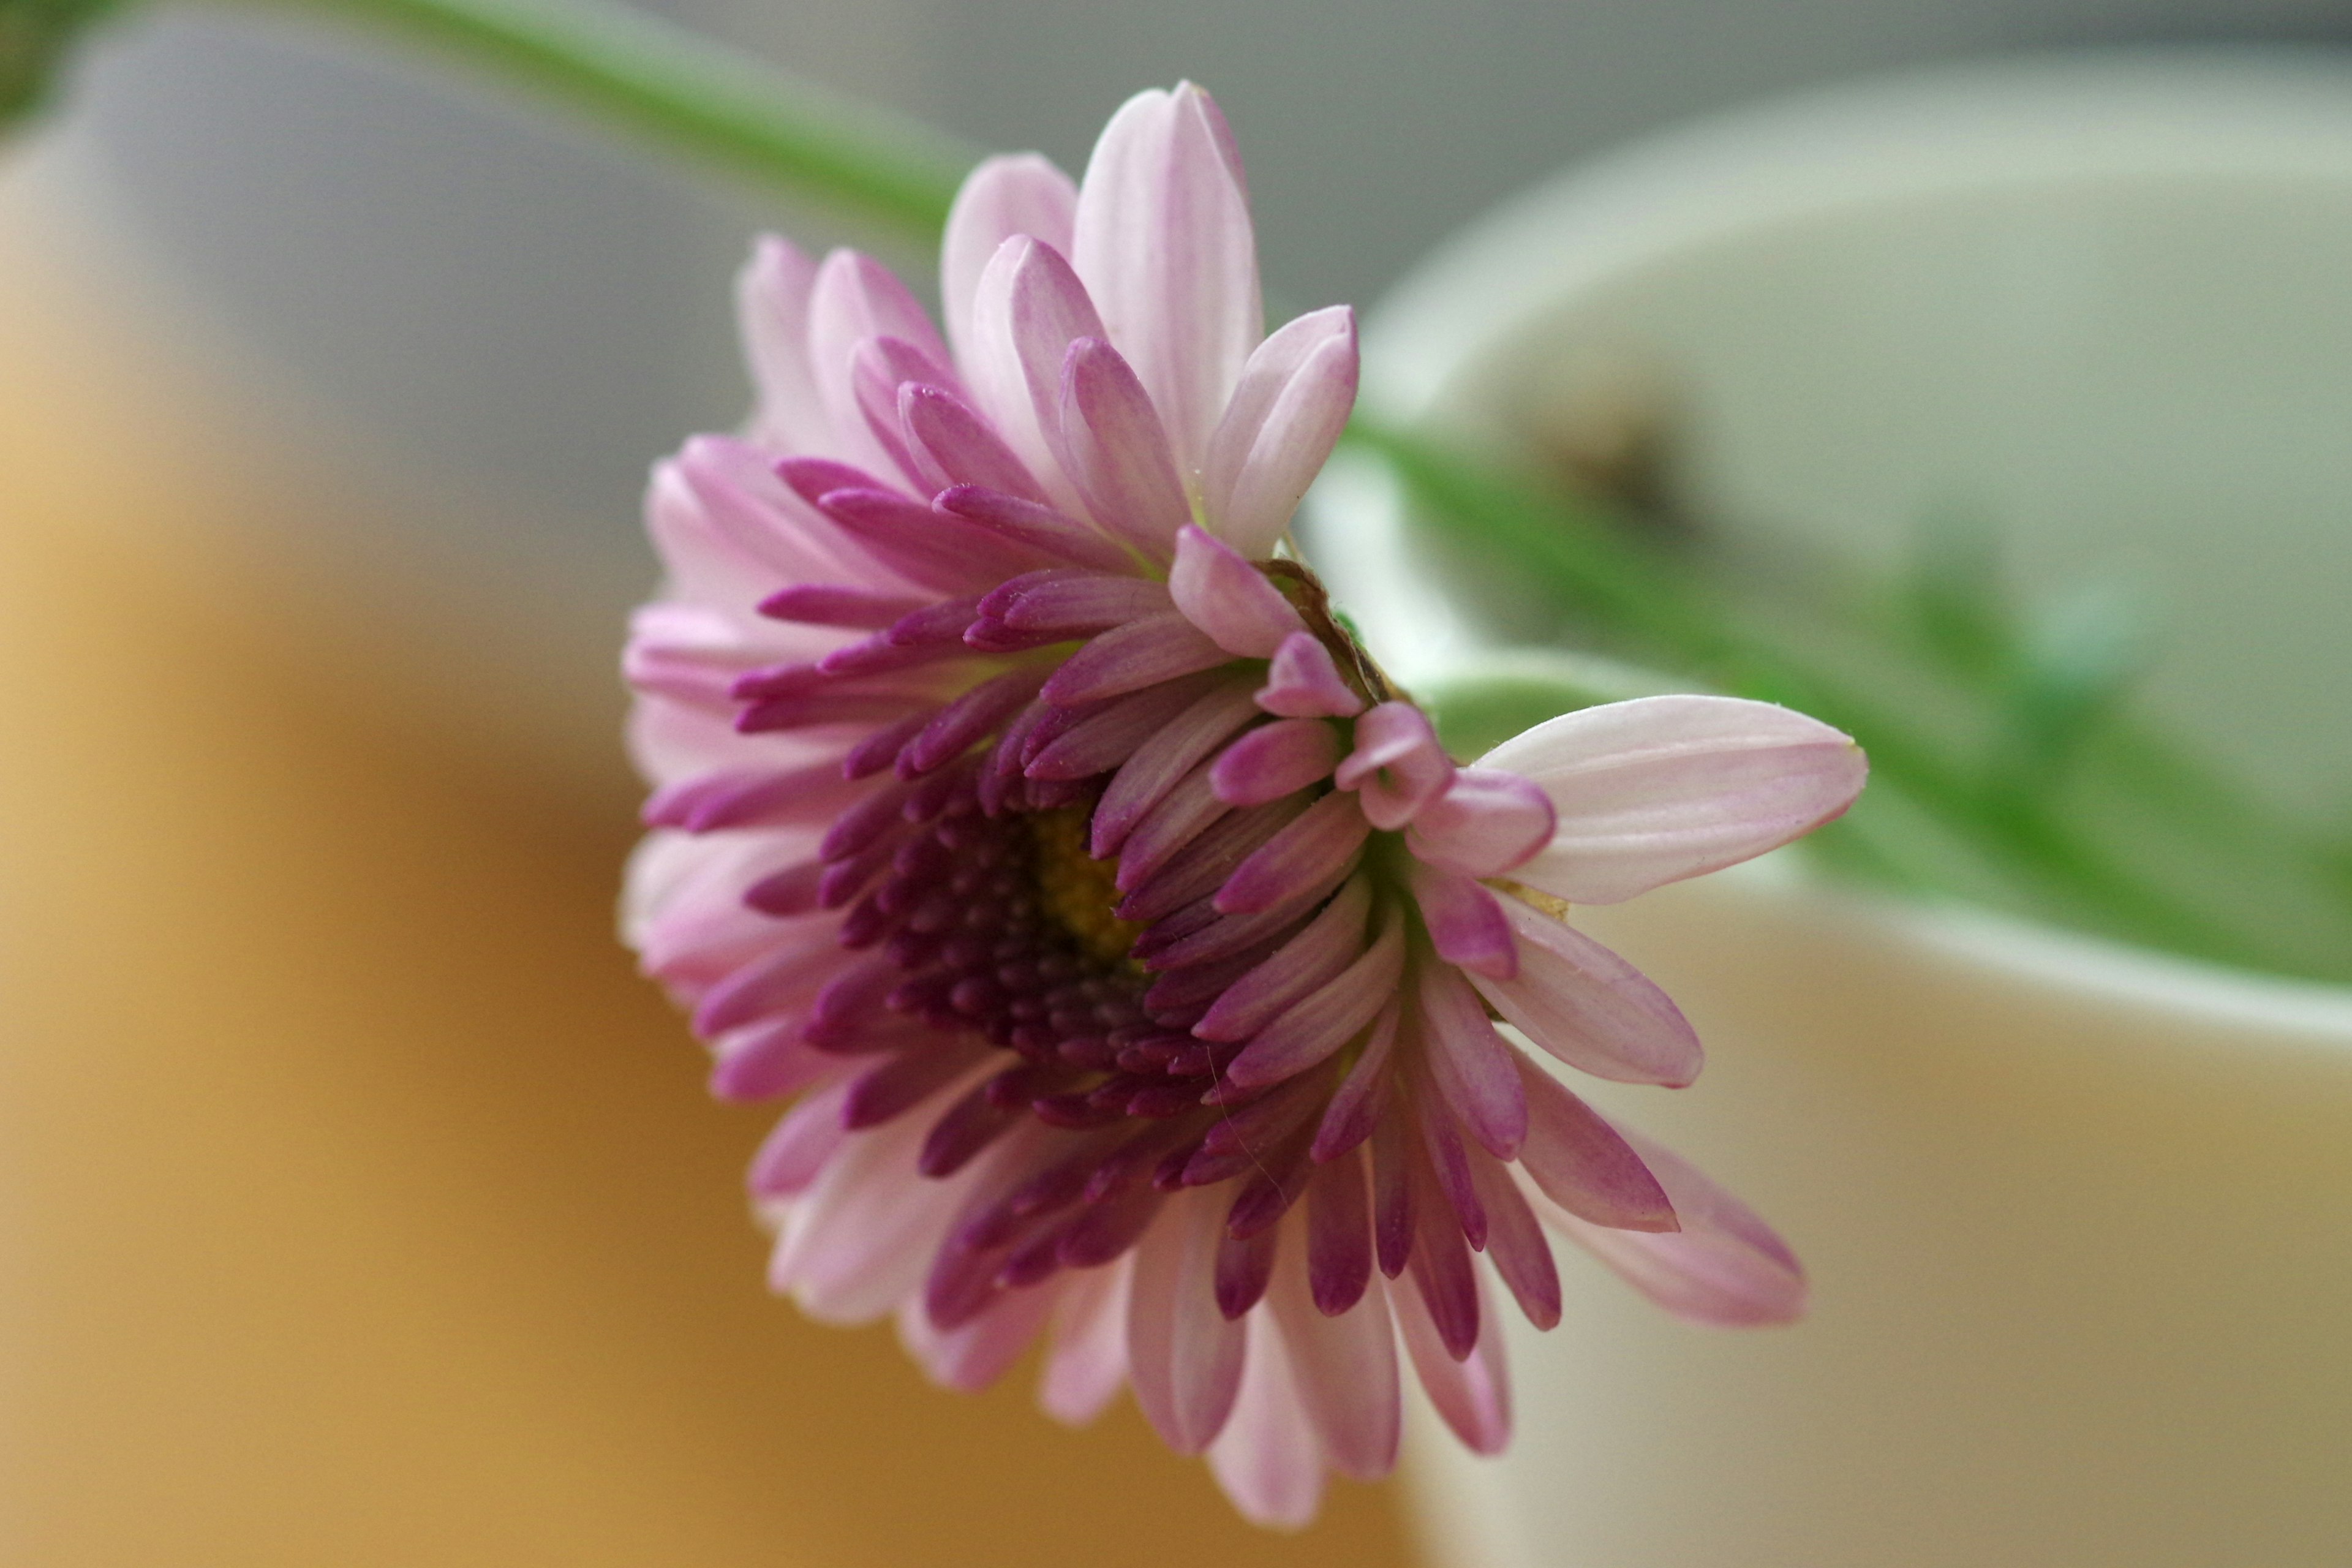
[622,82,1867,1526]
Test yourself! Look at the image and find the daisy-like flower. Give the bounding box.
[623,83,1866,1526]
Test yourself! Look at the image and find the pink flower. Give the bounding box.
[622,83,1867,1526]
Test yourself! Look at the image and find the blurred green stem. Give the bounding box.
[225,0,974,238]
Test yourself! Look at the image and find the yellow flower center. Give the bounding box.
[1027,807,1144,966]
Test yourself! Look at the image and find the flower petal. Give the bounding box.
[1038,1256,1130,1423]
[1216,790,1371,916]
[1405,767,1556,878]
[964,236,1104,514]
[736,236,828,451]
[1470,894,1703,1087]
[1512,1051,1677,1232]
[1267,1236,1398,1480]
[1056,336,1193,560]
[1206,1311,1325,1529]
[1199,306,1358,558]
[1529,1126,1807,1327]
[1209,717,1342,809]
[1256,632,1364,718]
[941,152,1077,366]
[1405,859,1517,980]
[1127,1186,1248,1453]
[1415,959,1529,1159]
[1071,82,1262,477]
[1394,1266,1510,1454]
[1479,695,1867,904]
[1333,701,1453,830]
[899,382,1049,502]
[807,249,956,477]
[1168,524,1308,657]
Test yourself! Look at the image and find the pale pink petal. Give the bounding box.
[806,249,956,477]
[1405,859,1517,979]
[1055,337,1193,560]
[1216,790,1371,915]
[896,1276,1057,1392]
[769,1074,991,1324]
[1039,1258,1131,1423]
[1256,631,1364,718]
[1210,717,1343,807]
[1405,768,1557,878]
[1225,903,1403,1088]
[1479,695,1867,905]
[1194,872,1371,1041]
[934,484,1140,574]
[1199,306,1359,558]
[1415,959,1529,1159]
[1393,1270,1511,1454]
[1471,894,1703,1087]
[735,236,829,451]
[1206,1311,1326,1529]
[1513,1052,1676,1231]
[963,236,1103,514]
[1169,524,1308,655]
[940,153,1077,365]
[1127,1186,1248,1453]
[1529,1126,1807,1327]
[1071,83,1262,478]
[898,382,1049,502]
[1333,701,1454,830]
[1093,675,1262,856]
[1042,611,1231,706]
[1267,1222,1400,1480]
[1466,1152,1562,1330]
[745,1078,856,1194]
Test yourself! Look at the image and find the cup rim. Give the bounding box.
[1337,47,2352,1033]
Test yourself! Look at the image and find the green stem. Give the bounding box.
[221,0,976,238]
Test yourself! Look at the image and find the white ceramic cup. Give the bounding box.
[1314,54,2352,1568]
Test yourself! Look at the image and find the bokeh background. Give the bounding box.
[4,0,2351,1562]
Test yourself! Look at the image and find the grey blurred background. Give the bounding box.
[39,0,2352,636]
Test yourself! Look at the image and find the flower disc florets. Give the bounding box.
[622,82,1868,1525]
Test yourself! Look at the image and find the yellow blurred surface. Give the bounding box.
[0,168,1413,1566]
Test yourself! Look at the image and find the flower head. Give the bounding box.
[623,83,1866,1526]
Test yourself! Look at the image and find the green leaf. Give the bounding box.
[1,0,124,127]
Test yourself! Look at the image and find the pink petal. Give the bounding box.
[899,382,1048,502]
[1406,767,1558,878]
[1267,1240,1398,1480]
[1199,306,1359,558]
[745,1078,855,1195]
[1333,701,1454,830]
[963,236,1104,514]
[1126,1186,1248,1453]
[1310,1002,1398,1164]
[1194,872,1371,1041]
[1038,1257,1131,1423]
[1209,717,1342,808]
[1512,1051,1676,1231]
[1256,631,1364,718]
[1470,894,1703,1087]
[1055,337,1193,560]
[1529,1127,1807,1327]
[1225,903,1403,1088]
[1042,611,1232,706]
[1479,694,1868,904]
[1406,859,1517,979]
[941,152,1077,364]
[734,236,828,451]
[1169,524,1307,656]
[897,1278,1056,1392]
[769,1086,982,1324]
[807,249,954,477]
[934,485,1140,575]
[1206,1311,1327,1529]
[1093,675,1262,856]
[850,335,957,489]
[1467,1153,1562,1330]
[1071,82,1262,477]
[1393,1270,1511,1453]
[1215,790,1371,916]
[1415,959,1529,1159]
